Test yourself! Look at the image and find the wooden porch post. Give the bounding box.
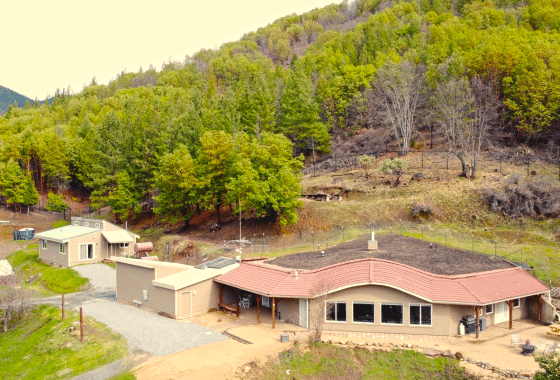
[256,295,262,324]
[235,290,240,317]
[538,295,543,322]
[475,306,481,339]
[508,300,514,329]
[272,297,276,329]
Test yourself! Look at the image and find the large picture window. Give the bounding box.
[381,303,403,324]
[410,304,432,326]
[326,301,346,322]
[80,243,94,260]
[353,303,374,323]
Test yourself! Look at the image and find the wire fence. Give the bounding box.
[303,149,560,181]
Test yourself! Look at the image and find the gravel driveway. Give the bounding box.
[42,263,227,356]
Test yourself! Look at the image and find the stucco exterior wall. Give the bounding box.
[116,261,177,317]
[307,285,532,336]
[67,231,106,267]
[39,239,68,267]
[175,278,219,318]
[278,298,300,326]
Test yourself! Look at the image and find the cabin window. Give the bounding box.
[41,239,47,249]
[80,243,94,260]
[84,222,89,227]
[410,304,432,326]
[485,304,493,314]
[326,301,346,322]
[513,299,520,308]
[73,221,79,226]
[119,243,129,248]
[59,243,65,254]
[381,303,403,324]
[353,303,374,323]
[95,223,100,229]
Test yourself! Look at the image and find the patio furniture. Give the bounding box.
[545,341,558,355]
[511,334,523,347]
[521,343,536,356]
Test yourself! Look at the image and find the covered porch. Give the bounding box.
[217,283,288,329]
[102,230,134,257]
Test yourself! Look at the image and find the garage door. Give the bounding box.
[181,291,191,319]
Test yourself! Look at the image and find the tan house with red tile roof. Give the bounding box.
[213,233,554,336]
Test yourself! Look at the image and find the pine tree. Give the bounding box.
[20,174,39,213]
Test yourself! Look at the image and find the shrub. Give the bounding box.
[359,155,376,177]
[483,182,560,219]
[379,158,408,174]
[45,192,69,212]
[534,353,560,380]
[411,203,437,219]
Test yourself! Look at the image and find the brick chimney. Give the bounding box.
[368,231,378,250]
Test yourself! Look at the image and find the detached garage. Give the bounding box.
[113,257,238,319]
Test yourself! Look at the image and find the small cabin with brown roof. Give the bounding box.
[213,233,554,336]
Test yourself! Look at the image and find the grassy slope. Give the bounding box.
[246,343,473,380]
[295,152,560,285]
[7,244,88,294]
[0,305,128,380]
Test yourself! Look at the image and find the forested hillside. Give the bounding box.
[0,85,33,115]
[1,0,559,226]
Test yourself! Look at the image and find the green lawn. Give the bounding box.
[7,244,88,294]
[247,343,474,380]
[0,305,128,380]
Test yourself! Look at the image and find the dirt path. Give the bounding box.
[135,321,308,380]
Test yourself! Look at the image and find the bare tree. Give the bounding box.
[0,283,29,333]
[431,75,497,178]
[371,60,425,156]
[309,281,330,344]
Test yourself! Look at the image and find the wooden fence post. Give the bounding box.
[80,307,84,344]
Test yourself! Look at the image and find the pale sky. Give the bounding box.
[1,0,337,100]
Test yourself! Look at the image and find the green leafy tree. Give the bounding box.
[106,171,141,223]
[154,145,199,229]
[278,66,330,153]
[45,191,69,212]
[0,159,24,212]
[228,132,303,227]
[197,130,235,224]
[20,174,39,213]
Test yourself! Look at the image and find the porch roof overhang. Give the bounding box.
[213,258,550,305]
[102,231,134,243]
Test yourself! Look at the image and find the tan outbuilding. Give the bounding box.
[36,217,139,267]
[112,256,238,319]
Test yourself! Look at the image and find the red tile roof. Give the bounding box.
[214,258,548,305]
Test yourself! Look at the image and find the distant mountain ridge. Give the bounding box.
[0,85,33,114]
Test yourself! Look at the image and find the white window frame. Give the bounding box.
[325,301,347,323]
[409,304,432,326]
[73,221,79,226]
[513,298,520,308]
[381,303,404,325]
[59,243,65,254]
[119,242,129,248]
[79,243,95,261]
[352,302,375,324]
[485,304,493,314]
[84,222,89,227]
[41,239,47,249]
[95,223,101,229]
